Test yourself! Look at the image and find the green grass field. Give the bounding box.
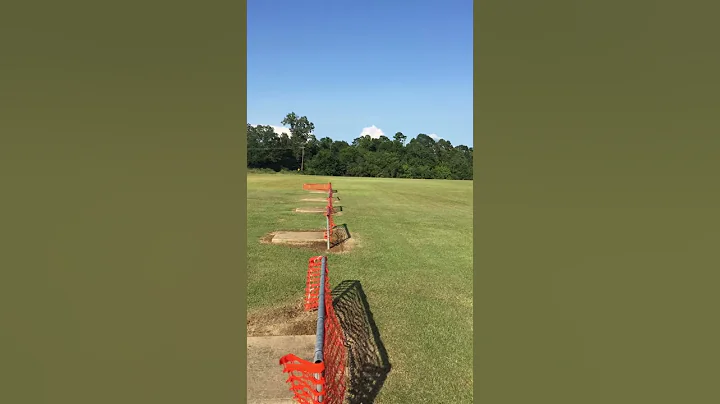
[247,173,473,403]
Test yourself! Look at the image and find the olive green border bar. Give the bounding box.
[239,1,249,401]
[0,1,247,403]
[475,1,720,403]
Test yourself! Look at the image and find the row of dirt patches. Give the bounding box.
[247,298,317,337]
[261,185,353,253]
[251,183,383,402]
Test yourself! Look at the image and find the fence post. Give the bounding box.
[313,256,327,402]
[325,209,331,250]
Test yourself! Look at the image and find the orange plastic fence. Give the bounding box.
[321,277,347,404]
[279,257,347,404]
[278,355,325,403]
[303,182,332,191]
[303,256,323,311]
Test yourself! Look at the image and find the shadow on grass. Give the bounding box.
[332,280,391,404]
[330,224,351,248]
[333,206,343,213]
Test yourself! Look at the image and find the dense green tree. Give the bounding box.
[247,113,472,180]
[281,112,315,167]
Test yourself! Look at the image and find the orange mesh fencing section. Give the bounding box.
[322,270,348,404]
[326,183,333,207]
[278,354,325,404]
[303,183,331,191]
[304,256,323,311]
[281,257,348,404]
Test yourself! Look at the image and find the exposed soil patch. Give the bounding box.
[260,231,357,254]
[247,299,317,337]
[308,189,337,194]
[329,228,356,253]
[247,301,321,402]
[247,335,316,403]
[292,207,343,215]
[293,207,325,213]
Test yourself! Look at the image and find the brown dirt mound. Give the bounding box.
[247,299,317,337]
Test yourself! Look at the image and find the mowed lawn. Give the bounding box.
[247,173,473,403]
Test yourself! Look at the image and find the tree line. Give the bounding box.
[247,112,473,180]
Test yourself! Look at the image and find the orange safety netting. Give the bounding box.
[278,355,325,403]
[303,182,332,191]
[321,275,347,404]
[326,183,334,207]
[280,256,347,404]
[303,256,323,311]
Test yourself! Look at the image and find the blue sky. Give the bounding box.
[248,0,473,147]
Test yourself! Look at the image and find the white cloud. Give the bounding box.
[251,124,293,137]
[428,133,442,140]
[360,125,385,139]
[269,125,293,137]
